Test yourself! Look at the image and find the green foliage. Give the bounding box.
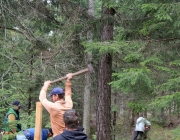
[123,53,141,63]
[91,134,97,140]
[83,40,145,57]
[2,133,16,140]
[1,0,180,139]
[170,126,180,139]
[140,56,163,66]
[110,67,152,94]
[169,60,180,67]
[127,101,147,113]
[150,92,180,109]
[157,77,180,92]
[140,2,180,38]
[83,41,122,55]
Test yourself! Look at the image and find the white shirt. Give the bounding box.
[135,117,151,132]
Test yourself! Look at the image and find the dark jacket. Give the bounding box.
[53,129,89,140]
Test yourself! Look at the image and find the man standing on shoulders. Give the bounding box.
[53,109,89,140]
[133,114,151,140]
[4,100,22,134]
[39,73,73,137]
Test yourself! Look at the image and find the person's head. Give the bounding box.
[47,128,53,137]
[63,109,79,130]
[48,87,65,102]
[12,101,22,110]
[139,113,144,117]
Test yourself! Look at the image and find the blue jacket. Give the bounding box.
[22,128,49,140]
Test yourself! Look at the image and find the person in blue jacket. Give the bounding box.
[53,109,89,140]
[16,128,53,140]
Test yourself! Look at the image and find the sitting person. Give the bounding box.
[16,128,53,140]
[53,109,89,140]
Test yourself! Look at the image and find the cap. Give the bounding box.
[47,87,64,97]
[12,100,22,108]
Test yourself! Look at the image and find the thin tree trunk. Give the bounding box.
[83,52,92,137]
[112,95,117,140]
[83,0,94,137]
[28,53,34,115]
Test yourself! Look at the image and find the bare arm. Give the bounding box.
[64,73,73,109]
[39,81,54,112]
[65,73,73,96]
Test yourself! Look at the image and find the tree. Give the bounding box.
[96,3,115,140]
[83,0,94,137]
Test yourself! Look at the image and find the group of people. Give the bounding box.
[2,72,152,140]
[3,73,89,140]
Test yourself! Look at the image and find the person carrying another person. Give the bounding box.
[133,114,151,140]
[16,128,53,140]
[4,100,22,134]
[53,109,89,140]
[39,73,73,137]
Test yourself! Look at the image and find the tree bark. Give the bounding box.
[96,4,115,140]
[83,0,94,137]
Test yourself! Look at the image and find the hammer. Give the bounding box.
[50,64,94,84]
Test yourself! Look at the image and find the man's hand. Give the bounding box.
[43,81,51,90]
[145,126,150,130]
[66,73,73,81]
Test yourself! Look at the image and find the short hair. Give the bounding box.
[63,109,79,129]
[57,93,65,99]
[139,113,143,117]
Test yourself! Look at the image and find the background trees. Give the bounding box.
[1,0,180,139]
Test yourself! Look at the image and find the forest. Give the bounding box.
[1,0,180,140]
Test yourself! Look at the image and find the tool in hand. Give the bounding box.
[50,64,94,84]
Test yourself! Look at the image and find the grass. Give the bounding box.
[113,121,180,140]
[147,123,180,140]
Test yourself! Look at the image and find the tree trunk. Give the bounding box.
[96,4,115,140]
[83,52,92,137]
[97,54,112,140]
[112,94,117,140]
[83,0,94,137]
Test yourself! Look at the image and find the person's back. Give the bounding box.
[54,129,88,140]
[135,117,146,132]
[53,109,89,140]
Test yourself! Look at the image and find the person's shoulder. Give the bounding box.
[137,117,143,120]
[7,108,14,113]
[77,126,84,131]
[53,134,64,140]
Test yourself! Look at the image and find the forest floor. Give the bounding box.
[114,116,180,140]
[146,123,180,140]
